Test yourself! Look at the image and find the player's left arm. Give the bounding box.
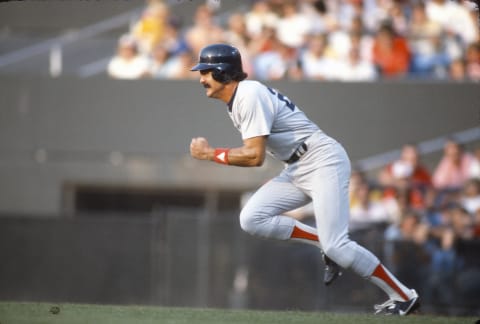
[190,135,267,167]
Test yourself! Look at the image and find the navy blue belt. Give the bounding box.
[284,142,308,164]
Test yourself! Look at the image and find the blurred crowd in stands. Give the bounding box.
[107,0,480,82]
[352,139,480,308]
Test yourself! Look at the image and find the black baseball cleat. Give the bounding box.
[323,254,342,286]
[374,289,420,316]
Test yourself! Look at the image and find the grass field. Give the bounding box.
[0,302,477,324]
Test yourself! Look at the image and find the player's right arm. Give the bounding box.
[225,135,267,167]
[190,136,267,167]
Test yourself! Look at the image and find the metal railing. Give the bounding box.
[0,6,144,77]
[355,126,480,171]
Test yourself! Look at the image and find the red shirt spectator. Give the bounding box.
[372,24,411,78]
[378,144,432,189]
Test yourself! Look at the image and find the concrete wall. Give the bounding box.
[0,77,478,214]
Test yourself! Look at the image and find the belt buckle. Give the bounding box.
[286,143,307,164]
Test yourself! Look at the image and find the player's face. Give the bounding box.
[198,70,226,99]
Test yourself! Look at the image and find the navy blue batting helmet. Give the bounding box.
[191,44,247,82]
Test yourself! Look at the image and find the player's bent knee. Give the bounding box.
[239,209,257,236]
[239,208,271,237]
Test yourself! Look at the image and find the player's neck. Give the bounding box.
[218,81,239,104]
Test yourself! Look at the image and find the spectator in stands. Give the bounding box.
[385,209,429,246]
[465,41,480,81]
[381,161,429,220]
[224,13,250,51]
[248,25,278,57]
[348,168,368,201]
[442,31,465,68]
[460,178,480,215]
[328,20,353,61]
[163,49,196,80]
[244,0,279,40]
[429,204,474,257]
[432,139,474,191]
[379,144,432,189]
[107,34,150,80]
[468,146,480,179]
[263,0,285,16]
[383,210,430,282]
[473,208,480,237]
[253,38,301,80]
[298,0,338,35]
[184,4,224,57]
[426,0,479,47]
[148,44,171,78]
[361,0,392,34]
[275,1,312,48]
[451,204,475,240]
[300,33,339,80]
[161,19,189,57]
[382,182,416,227]
[349,182,392,231]
[132,0,171,56]
[148,44,196,80]
[336,42,377,81]
[423,203,465,307]
[372,23,411,78]
[329,15,373,61]
[349,168,369,205]
[463,0,480,34]
[223,13,254,77]
[465,1,480,50]
[448,58,467,81]
[388,0,409,36]
[334,0,367,31]
[407,1,450,78]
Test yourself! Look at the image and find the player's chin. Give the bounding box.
[204,88,214,97]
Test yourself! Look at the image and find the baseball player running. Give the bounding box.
[189,43,419,315]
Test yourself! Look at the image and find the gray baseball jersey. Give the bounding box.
[227,80,322,161]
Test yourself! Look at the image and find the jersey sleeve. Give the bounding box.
[236,86,273,140]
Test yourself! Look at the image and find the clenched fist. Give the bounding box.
[190,137,213,160]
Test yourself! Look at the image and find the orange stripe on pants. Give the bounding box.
[291,225,318,242]
[372,264,409,301]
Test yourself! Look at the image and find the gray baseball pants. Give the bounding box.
[240,131,380,278]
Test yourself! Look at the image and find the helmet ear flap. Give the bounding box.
[212,69,231,83]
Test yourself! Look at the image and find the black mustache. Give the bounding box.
[203,84,211,88]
